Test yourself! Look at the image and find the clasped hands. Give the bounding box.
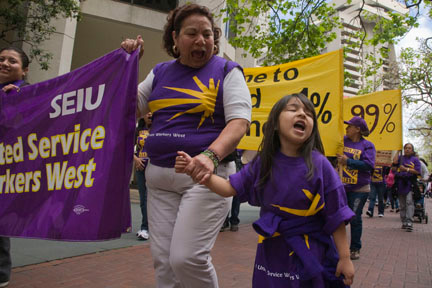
[336,153,348,166]
[399,165,410,173]
[175,151,214,184]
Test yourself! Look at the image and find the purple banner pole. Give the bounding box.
[0,48,138,241]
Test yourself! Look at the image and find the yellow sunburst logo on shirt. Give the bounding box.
[271,189,324,217]
[257,189,324,248]
[406,162,415,169]
[148,76,219,129]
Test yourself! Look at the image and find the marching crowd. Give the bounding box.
[1,2,431,288]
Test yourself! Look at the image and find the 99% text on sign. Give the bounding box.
[350,103,397,134]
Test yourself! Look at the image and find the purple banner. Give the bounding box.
[0,48,138,241]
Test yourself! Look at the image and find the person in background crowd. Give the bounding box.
[121,3,251,287]
[427,172,432,198]
[326,156,339,171]
[385,168,399,212]
[0,46,30,288]
[415,158,429,207]
[366,165,389,218]
[176,94,355,287]
[419,158,429,183]
[337,116,375,261]
[392,143,421,232]
[134,112,152,240]
[220,150,243,232]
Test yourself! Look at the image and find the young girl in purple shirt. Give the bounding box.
[176,94,355,287]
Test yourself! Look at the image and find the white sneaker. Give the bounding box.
[136,230,142,237]
[406,223,413,232]
[378,214,384,217]
[137,230,149,240]
[0,281,9,288]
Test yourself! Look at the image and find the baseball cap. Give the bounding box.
[344,116,370,136]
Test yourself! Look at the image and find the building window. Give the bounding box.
[225,12,237,40]
[118,0,177,13]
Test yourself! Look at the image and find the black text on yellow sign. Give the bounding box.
[239,50,344,156]
[349,102,398,135]
[343,90,402,151]
[246,87,333,138]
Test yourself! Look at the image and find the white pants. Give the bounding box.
[146,162,234,288]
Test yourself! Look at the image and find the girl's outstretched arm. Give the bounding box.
[175,151,237,198]
[332,223,354,286]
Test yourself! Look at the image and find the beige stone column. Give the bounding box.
[24,16,77,84]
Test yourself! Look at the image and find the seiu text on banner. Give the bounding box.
[0,49,138,241]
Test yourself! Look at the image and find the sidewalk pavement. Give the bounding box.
[7,195,432,287]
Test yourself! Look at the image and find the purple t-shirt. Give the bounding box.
[342,136,376,191]
[395,155,421,195]
[229,151,354,287]
[145,56,241,167]
[136,128,149,167]
[371,165,385,184]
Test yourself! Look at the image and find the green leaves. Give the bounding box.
[398,38,432,139]
[221,0,429,95]
[222,0,340,66]
[221,0,431,153]
[0,0,81,70]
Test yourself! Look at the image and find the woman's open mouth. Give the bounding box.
[191,50,206,59]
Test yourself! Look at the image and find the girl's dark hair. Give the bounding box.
[0,46,30,69]
[137,118,146,129]
[253,94,325,187]
[162,3,221,58]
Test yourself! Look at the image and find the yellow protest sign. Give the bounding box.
[343,90,402,150]
[239,50,344,156]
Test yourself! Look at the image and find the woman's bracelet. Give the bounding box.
[201,149,221,169]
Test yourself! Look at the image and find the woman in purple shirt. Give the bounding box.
[0,46,30,288]
[392,143,421,232]
[337,116,376,261]
[121,4,251,287]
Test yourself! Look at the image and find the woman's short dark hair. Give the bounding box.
[404,143,415,153]
[0,46,30,69]
[162,4,221,58]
